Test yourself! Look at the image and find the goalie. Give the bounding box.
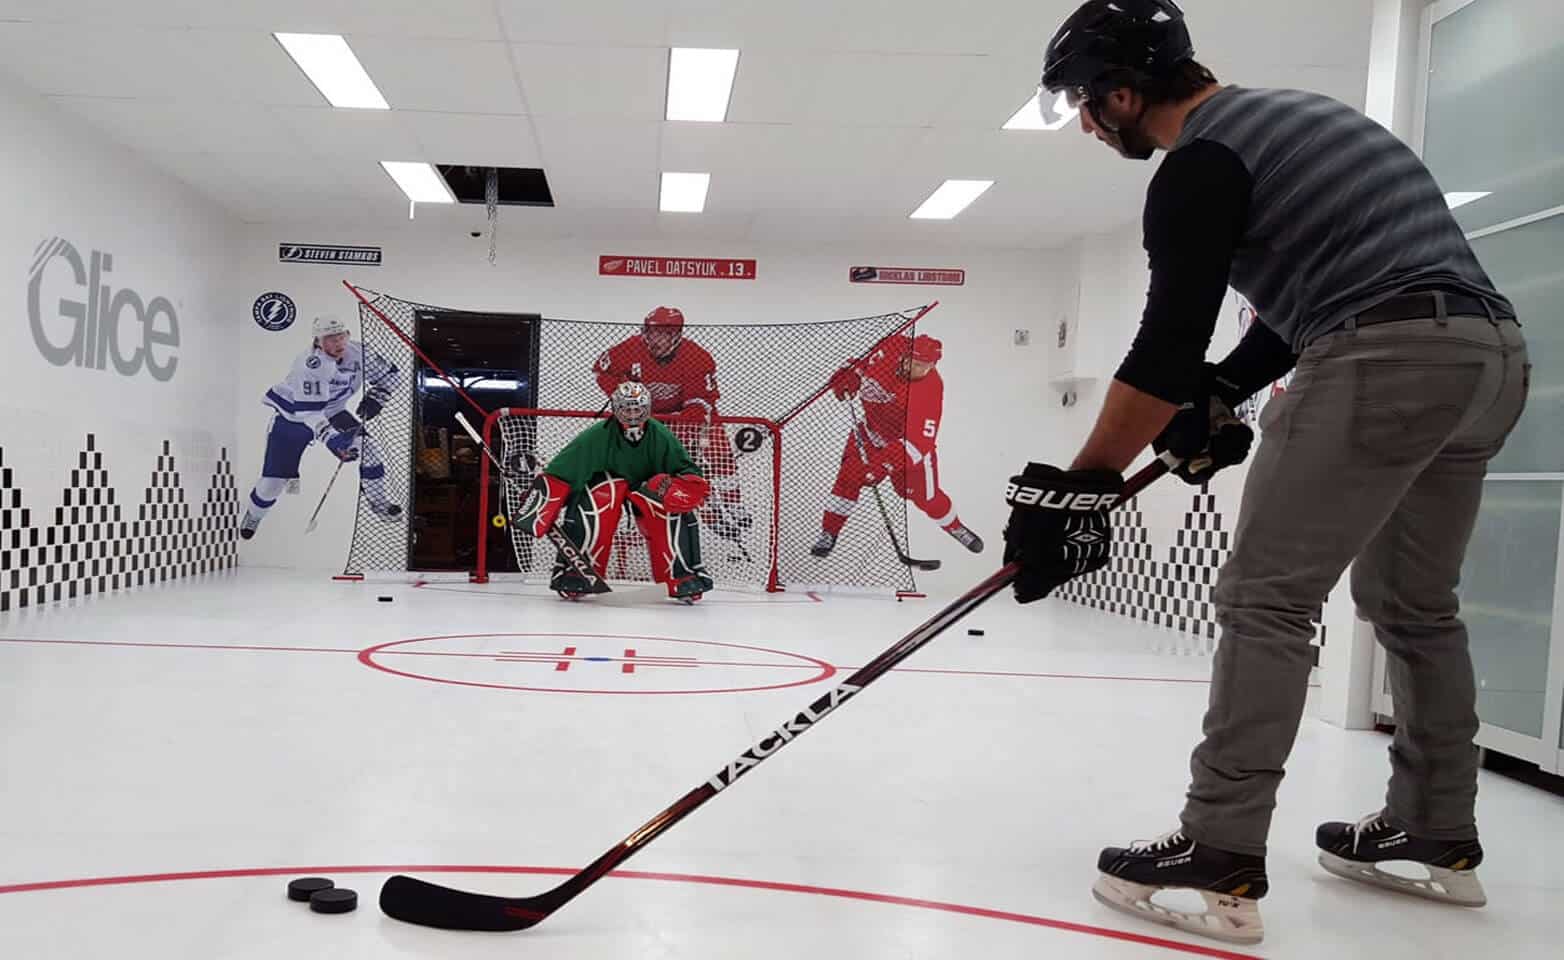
[517,382,717,603]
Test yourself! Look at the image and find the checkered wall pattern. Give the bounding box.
[0,435,238,613]
[1056,487,1327,654]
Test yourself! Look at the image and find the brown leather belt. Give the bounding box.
[1351,290,1510,328]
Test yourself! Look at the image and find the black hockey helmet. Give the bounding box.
[1041,0,1194,95]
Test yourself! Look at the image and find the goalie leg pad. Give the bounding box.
[515,473,572,537]
[633,505,710,587]
[552,475,627,579]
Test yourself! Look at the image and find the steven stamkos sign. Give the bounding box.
[599,256,757,280]
[707,682,864,792]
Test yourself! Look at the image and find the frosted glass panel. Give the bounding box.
[1459,482,1560,738]
[1468,215,1564,474]
[1424,0,1564,233]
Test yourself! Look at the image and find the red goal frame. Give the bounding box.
[473,407,784,592]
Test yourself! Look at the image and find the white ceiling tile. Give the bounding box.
[512,45,668,120]
[530,117,660,209]
[494,0,670,46]
[725,49,816,125]
[49,98,305,156]
[349,37,527,115]
[403,112,542,167]
[1,0,505,40]
[272,107,425,161]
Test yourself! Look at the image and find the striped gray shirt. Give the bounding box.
[1175,86,1513,350]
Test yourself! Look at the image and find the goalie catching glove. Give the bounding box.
[1002,463,1124,604]
[633,473,710,516]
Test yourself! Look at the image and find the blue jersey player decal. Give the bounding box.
[241,315,402,540]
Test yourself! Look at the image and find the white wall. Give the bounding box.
[0,70,238,609]
[229,220,1076,595]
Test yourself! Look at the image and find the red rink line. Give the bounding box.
[413,582,826,604]
[0,864,1258,959]
[0,637,1242,685]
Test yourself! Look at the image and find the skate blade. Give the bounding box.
[1091,874,1264,945]
[1317,851,1486,907]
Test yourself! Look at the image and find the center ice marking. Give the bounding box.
[494,645,700,674]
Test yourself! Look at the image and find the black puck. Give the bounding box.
[310,887,358,914]
[967,629,985,637]
[377,595,393,602]
[287,877,334,902]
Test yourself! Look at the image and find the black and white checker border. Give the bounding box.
[1056,487,1326,654]
[0,435,238,613]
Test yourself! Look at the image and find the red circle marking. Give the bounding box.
[0,864,1259,959]
[359,632,836,696]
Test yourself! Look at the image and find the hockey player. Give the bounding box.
[810,334,983,558]
[240,315,402,539]
[518,382,716,603]
[1003,0,1527,945]
[593,307,751,540]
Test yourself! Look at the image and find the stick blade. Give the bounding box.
[379,874,550,932]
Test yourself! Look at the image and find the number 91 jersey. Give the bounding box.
[594,336,721,417]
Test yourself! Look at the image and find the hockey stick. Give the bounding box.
[841,397,941,573]
[378,455,1171,932]
[305,459,346,534]
[453,411,611,595]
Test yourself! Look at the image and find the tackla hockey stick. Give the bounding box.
[378,455,1172,932]
[453,411,611,595]
[841,396,940,572]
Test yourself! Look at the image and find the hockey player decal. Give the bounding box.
[593,306,752,541]
[241,315,402,539]
[519,382,716,603]
[811,334,983,558]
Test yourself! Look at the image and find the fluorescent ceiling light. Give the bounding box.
[381,162,455,204]
[660,172,711,213]
[1444,191,1491,210]
[667,48,739,122]
[275,33,389,110]
[910,179,994,220]
[1003,90,1079,131]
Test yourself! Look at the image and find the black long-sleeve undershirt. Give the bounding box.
[1113,138,1292,406]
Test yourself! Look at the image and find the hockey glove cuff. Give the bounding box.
[1152,364,1255,485]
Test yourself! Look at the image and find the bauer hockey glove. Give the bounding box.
[1152,363,1255,485]
[1002,463,1123,604]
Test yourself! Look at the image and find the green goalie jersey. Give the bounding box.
[543,417,701,493]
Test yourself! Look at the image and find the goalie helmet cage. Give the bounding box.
[341,284,937,595]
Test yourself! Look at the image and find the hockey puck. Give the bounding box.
[309,887,358,914]
[967,629,985,637]
[378,595,393,602]
[287,877,334,902]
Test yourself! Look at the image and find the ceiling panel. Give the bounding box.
[350,37,528,115]
[0,0,505,40]
[530,116,660,210]
[494,0,670,47]
[49,98,305,156]
[272,107,425,161]
[403,112,542,167]
[511,44,668,120]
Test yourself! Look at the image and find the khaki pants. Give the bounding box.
[1181,313,1530,857]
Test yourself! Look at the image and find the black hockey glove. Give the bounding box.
[356,384,390,421]
[1002,463,1124,604]
[1152,364,1254,485]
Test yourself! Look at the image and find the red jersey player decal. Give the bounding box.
[811,334,984,559]
[593,307,752,543]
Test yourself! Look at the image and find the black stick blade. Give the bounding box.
[380,875,551,931]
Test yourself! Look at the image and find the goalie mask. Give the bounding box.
[611,381,652,443]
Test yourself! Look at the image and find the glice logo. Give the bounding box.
[27,236,180,382]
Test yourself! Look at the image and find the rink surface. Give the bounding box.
[2,568,1560,959]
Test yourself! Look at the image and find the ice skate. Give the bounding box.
[668,573,714,604]
[1316,812,1486,907]
[810,531,837,558]
[368,501,403,520]
[1092,829,1268,945]
[944,520,984,553]
[550,568,608,601]
[239,509,262,541]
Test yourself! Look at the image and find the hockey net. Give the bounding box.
[342,283,935,594]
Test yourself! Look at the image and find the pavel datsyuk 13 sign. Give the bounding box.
[598,256,757,280]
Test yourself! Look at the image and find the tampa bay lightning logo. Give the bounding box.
[252,292,297,331]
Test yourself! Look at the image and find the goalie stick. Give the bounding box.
[453,411,610,595]
[842,396,940,573]
[378,454,1172,932]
